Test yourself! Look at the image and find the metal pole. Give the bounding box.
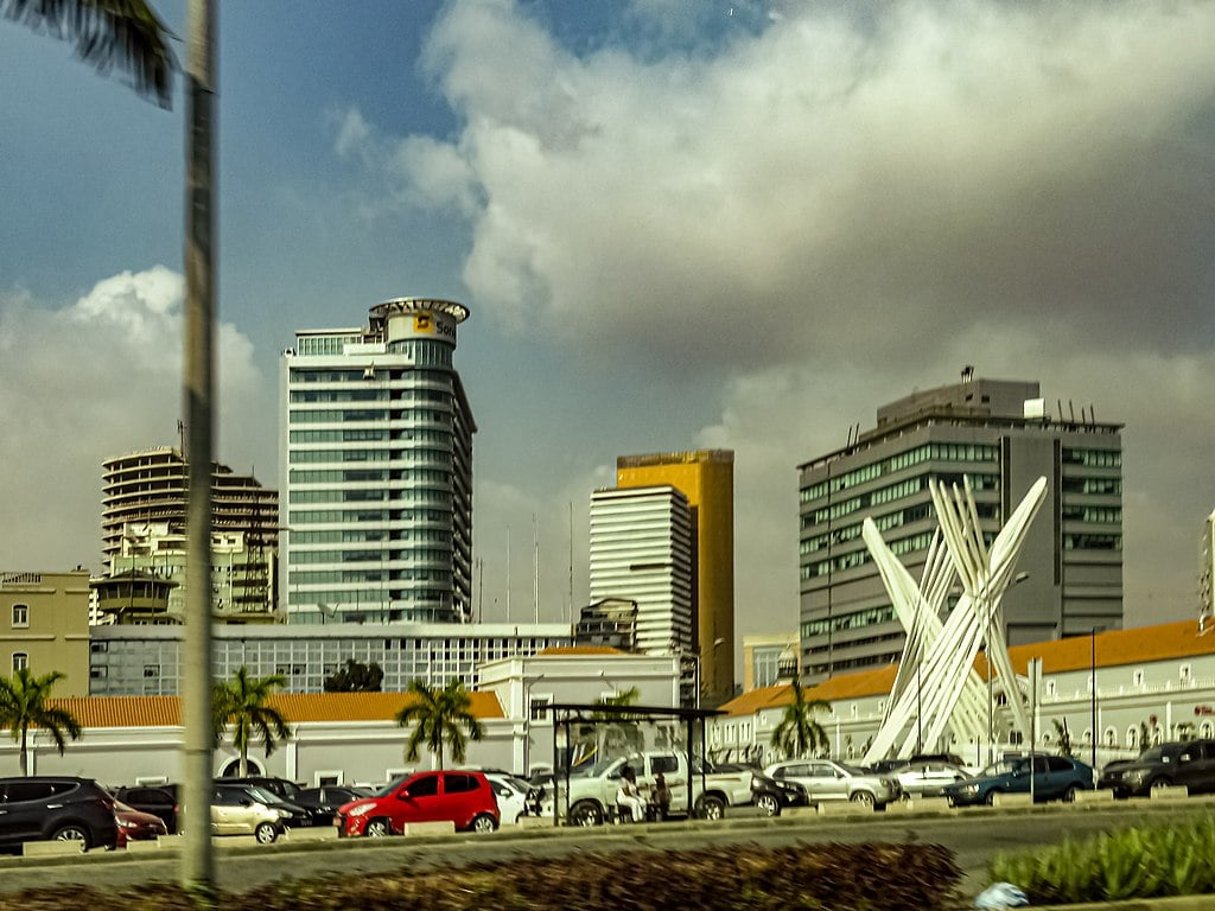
[1091,628,1098,773]
[182,0,216,893]
[916,660,923,755]
[987,593,994,766]
[686,716,694,819]
[550,717,559,828]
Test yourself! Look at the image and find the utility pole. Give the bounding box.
[182,0,216,893]
[1091,627,1098,775]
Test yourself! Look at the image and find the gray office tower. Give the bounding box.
[798,377,1123,682]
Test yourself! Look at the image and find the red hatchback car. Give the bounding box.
[336,771,498,836]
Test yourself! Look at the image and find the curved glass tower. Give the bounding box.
[281,299,475,624]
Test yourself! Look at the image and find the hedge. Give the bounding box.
[4,842,962,911]
[989,814,1215,904]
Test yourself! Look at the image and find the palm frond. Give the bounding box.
[4,0,176,107]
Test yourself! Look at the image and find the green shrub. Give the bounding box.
[2,842,962,911]
[990,813,1215,905]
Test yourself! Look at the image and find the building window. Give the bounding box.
[529,694,552,723]
[143,665,159,678]
[1132,669,1144,687]
[1104,727,1117,747]
[1126,726,1139,748]
[1180,664,1193,683]
[91,666,108,679]
[1045,680,1057,697]
[11,604,29,628]
[11,652,28,672]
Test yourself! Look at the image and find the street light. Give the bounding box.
[522,673,546,777]
[694,638,727,711]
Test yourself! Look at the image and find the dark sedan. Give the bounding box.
[943,755,1093,807]
[114,785,178,833]
[294,786,370,826]
[750,771,809,817]
[1099,740,1215,797]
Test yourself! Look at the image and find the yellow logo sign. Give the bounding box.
[413,313,434,334]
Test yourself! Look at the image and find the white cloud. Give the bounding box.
[0,267,272,572]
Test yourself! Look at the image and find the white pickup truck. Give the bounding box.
[540,752,752,825]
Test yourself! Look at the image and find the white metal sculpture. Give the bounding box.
[862,476,1047,764]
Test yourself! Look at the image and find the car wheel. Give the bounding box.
[364,818,391,838]
[756,794,780,817]
[254,823,278,845]
[849,791,876,809]
[985,790,1001,806]
[1063,784,1079,803]
[697,795,726,821]
[51,825,90,849]
[1149,777,1172,792]
[570,800,603,827]
[471,813,498,834]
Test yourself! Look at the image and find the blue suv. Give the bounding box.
[944,755,1094,806]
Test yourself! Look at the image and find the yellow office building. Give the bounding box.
[617,450,735,704]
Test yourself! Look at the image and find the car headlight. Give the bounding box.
[1123,770,1146,782]
[118,818,136,829]
[960,783,979,794]
[275,808,292,819]
[347,803,374,817]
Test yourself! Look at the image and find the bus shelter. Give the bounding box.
[546,702,723,825]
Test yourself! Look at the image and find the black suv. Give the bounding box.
[750,771,809,817]
[1100,740,1215,797]
[0,777,118,851]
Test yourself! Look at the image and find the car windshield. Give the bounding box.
[839,765,869,776]
[373,777,407,797]
[246,786,283,805]
[977,761,1019,778]
[575,759,624,778]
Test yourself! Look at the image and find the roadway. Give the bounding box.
[1,800,1211,899]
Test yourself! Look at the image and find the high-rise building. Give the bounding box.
[280,298,475,624]
[576,598,639,651]
[589,486,694,658]
[798,376,1123,682]
[616,450,735,704]
[101,447,278,571]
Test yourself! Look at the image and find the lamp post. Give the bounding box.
[522,673,546,777]
[694,637,727,711]
[1090,627,1098,774]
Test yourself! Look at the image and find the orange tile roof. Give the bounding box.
[719,619,1215,717]
[47,690,504,729]
[535,646,627,656]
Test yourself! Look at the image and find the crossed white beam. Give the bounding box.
[862,476,1047,764]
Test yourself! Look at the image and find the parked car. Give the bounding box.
[763,759,900,809]
[215,782,311,828]
[114,800,167,848]
[1098,740,1215,797]
[335,770,499,837]
[113,785,178,833]
[749,771,809,817]
[482,772,530,824]
[222,775,305,803]
[0,777,118,851]
[294,786,371,826]
[893,760,970,798]
[943,755,1094,806]
[209,784,285,844]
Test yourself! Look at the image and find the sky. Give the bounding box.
[2,0,1214,650]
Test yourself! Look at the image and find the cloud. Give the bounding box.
[337,0,1215,633]
[374,0,1215,375]
[0,267,272,572]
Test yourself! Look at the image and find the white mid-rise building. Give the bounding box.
[589,486,693,657]
[280,299,475,625]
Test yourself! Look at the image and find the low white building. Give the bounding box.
[478,646,681,775]
[712,618,1215,770]
[0,649,681,786]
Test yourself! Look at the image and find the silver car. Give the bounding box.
[764,759,899,809]
[893,761,969,798]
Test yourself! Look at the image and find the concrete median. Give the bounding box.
[403,821,456,837]
[1072,789,1115,804]
[22,840,84,858]
[284,827,338,842]
[991,793,1033,808]
[817,801,874,816]
[1151,786,1190,801]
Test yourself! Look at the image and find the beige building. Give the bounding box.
[742,632,800,692]
[1,570,91,695]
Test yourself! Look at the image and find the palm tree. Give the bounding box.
[396,678,485,770]
[771,680,831,760]
[0,669,82,776]
[212,667,291,777]
[594,686,644,756]
[1052,718,1075,758]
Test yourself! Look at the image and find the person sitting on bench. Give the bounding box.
[616,766,646,823]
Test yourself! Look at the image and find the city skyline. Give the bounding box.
[2,1,1215,656]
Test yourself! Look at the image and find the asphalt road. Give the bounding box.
[1,802,1211,898]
